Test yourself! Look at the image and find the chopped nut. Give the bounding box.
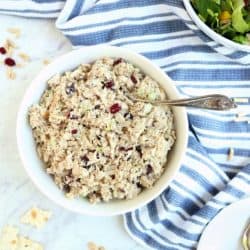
[6,68,16,80]
[19,52,30,62]
[20,207,52,228]
[43,59,50,65]
[227,148,234,161]
[7,27,21,38]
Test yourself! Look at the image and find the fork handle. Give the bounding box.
[150,94,237,110]
[165,94,237,110]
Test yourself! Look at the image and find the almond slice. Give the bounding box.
[7,27,21,38]
[227,147,234,161]
[19,52,30,62]
[43,59,50,65]
[6,68,16,80]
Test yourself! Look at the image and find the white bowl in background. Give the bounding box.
[183,0,250,52]
[16,46,188,216]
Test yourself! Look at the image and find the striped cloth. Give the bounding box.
[2,0,250,249]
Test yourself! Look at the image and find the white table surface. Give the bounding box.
[0,14,146,250]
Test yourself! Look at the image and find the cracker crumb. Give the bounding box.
[20,207,52,229]
[7,27,21,38]
[0,226,18,250]
[0,225,43,250]
[18,236,43,250]
[19,52,30,62]
[87,242,105,250]
[6,68,16,80]
[43,59,50,65]
[227,148,234,161]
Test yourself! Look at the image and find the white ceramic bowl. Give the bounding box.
[16,46,188,216]
[183,0,250,52]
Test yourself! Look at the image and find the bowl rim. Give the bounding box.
[16,45,188,216]
[183,0,250,53]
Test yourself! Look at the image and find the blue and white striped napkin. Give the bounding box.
[1,1,250,249]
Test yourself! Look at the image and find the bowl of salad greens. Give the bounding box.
[183,0,250,52]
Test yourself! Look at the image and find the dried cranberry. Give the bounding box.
[71,129,78,134]
[130,74,137,84]
[68,169,73,177]
[96,153,100,159]
[119,146,133,152]
[65,84,75,95]
[81,155,89,162]
[136,182,144,189]
[135,145,142,158]
[113,58,122,66]
[245,0,250,9]
[63,184,71,193]
[124,112,133,120]
[4,57,16,67]
[119,146,126,151]
[110,103,121,114]
[146,164,153,175]
[0,47,6,54]
[104,80,114,89]
[121,127,127,134]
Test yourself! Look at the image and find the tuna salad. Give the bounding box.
[28,57,176,203]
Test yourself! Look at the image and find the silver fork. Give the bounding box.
[127,94,237,111]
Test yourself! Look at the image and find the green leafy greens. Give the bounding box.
[191,0,250,44]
